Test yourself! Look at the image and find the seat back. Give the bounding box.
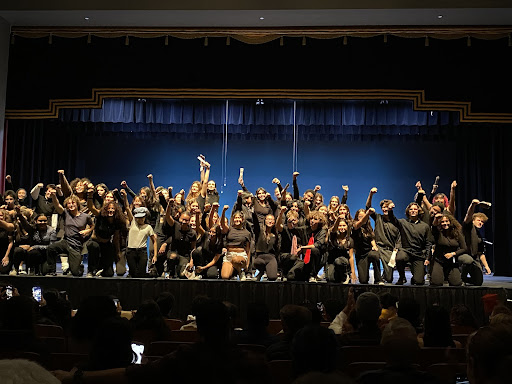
[170,330,200,343]
[267,320,283,335]
[40,336,66,353]
[165,318,184,331]
[267,359,293,384]
[426,363,468,384]
[49,353,88,371]
[345,362,386,379]
[35,324,65,338]
[147,341,194,356]
[337,346,385,370]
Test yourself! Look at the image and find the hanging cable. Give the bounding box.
[221,100,229,194]
[293,101,298,172]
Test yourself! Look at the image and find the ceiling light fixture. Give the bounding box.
[437,15,443,19]
[259,17,265,20]
[84,17,90,20]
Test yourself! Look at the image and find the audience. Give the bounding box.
[234,301,280,347]
[129,299,171,341]
[396,296,422,333]
[266,304,312,361]
[419,305,461,348]
[155,291,175,319]
[338,292,382,346]
[449,303,478,334]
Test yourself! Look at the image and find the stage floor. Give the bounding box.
[3,265,511,327]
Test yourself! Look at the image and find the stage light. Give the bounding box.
[84,17,90,20]
[256,99,265,105]
[437,15,443,19]
[259,17,265,20]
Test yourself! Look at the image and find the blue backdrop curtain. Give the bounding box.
[6,100,512,276]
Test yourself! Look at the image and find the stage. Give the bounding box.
[3,271,511,326]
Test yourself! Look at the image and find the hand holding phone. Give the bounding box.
[32,286,42,302]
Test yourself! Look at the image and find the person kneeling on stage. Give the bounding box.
[276,210,307,280]
[46,193,94,276]
[220,206,251,280]
[430,213,468,286]
[192,224,224,279]
[125,206,157,278]
[388,202,433,285]
[252,207,285,281]
[289,210,327,283]
[326,216,356,284]
[461,199,492,285]
[162,201,197,279]
[352,208,383,285]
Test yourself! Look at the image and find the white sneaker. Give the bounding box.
[9,268,17,276]
[95,269,104,277]
[378,281,385,285]
[86,272,93,278]
[343,275,350,284]
[240,272,247,281]
[309,276,317,283]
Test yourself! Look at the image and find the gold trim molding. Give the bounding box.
[5,88,512,123]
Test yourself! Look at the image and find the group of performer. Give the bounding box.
[0,155,492,286]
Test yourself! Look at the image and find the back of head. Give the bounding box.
[468,324,512,384]
[71,296,117,340]
[423,305,453,348]
[246,302,270,331]
[300,301,323,325]
[0,359,60,384]
[0,295,37,331]
[356,292,381,326]
[155,291,175,318]
[450,304,478,328]
[381,318,420,365]
[397,297,421,330]
[292,325,337,378]
[323,299,343,322]
[379,292,398,310]
[195,298,230,344]
[280,305,312,336]
[88,317,135,370]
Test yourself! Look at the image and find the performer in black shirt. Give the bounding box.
[461,199,492,285]
[388,202,433,285]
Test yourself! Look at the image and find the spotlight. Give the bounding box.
[437,15,443,19]
[84,17,90,20]
[256,99,264,105]
[379,100,388,105]
[259,17,265,20]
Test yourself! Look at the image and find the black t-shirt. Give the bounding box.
[371,212,400,250]
[280,226,307,253]
[225,226,251,248]
[167,222,196,256]
[351,227,375,257]
[462,221,484,258]
[432,226,467,263]
[327,232,354,263]
[94,215,122,240]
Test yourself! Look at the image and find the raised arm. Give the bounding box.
[365,187,378,209]
[147,174,158,201]
[164,199,175,227]
[120,180,136,198]
[341,185,349,205]
[120,189,133,224]
[51,191,64,215]
[14,206,32,233]
[276,206,287,232]
[220,205,230,234]
[4,175,15,193]
[30,182,44,200]
[353,208,374,230]
[292,172,300,200]
[448,180,457,215]
[58,170,72,197]
[208,202,219,229]
[200,161,211,198]
[194,210,205,237]
[86,184,101,217]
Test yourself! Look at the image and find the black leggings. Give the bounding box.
[326,256,349,283]
[430,260,463,286]
[356,250,382,284]
[87,240,115,277]
[253,253,278,281]
[396,250,426,285]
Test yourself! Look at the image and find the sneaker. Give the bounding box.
[240,271,247,281]
[18,268,27,275]
[62,268,69,275]
[343,275,351,284]
[86,272,93,278]
[164,272,170,279]
[377,281,385,285]
[9,268,17,276]
[95,269,104,277]
[309,276,317,283]
[317,272,326,280]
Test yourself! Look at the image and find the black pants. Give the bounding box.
[47,239,84,276]
[287,248,322,281]
[376,246,394,283]
[356,250,382,284]
[430,259,463,286]
[87,240,115,277]
[164,252,190,278]
[459,254,484,286]
[191,247,221,279]
[278,253,299,277]
[396,249,426,285]
[126,247,148,278]
[253,253,278,281]
[12,247,27,271]
[28,248,47,274]
[326,256,349,283]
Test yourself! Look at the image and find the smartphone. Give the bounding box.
[6,285,13,300]
[131,342,144,364]
[32,286,42,302]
